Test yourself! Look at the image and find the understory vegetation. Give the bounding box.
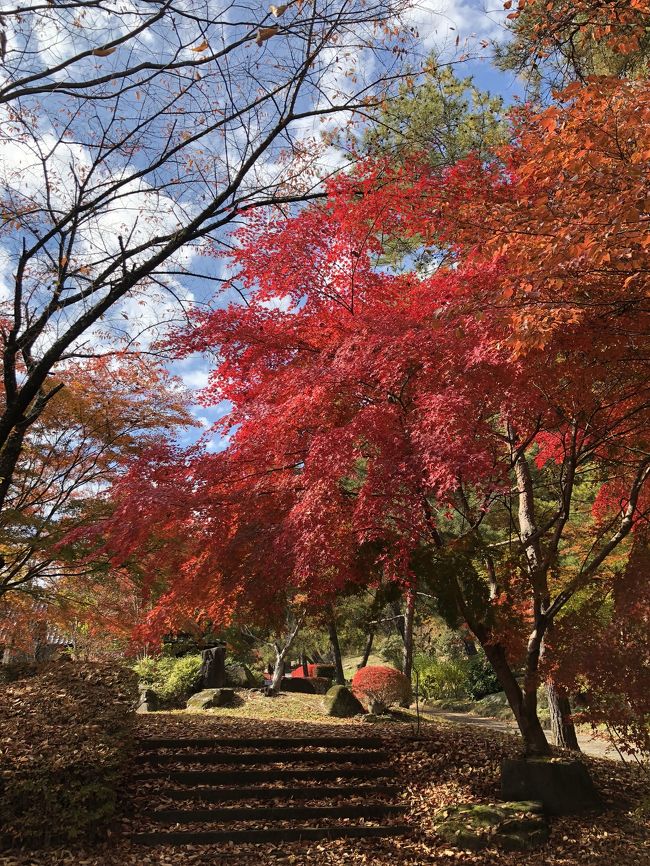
[415,653,501,702]
[132,655,202,707]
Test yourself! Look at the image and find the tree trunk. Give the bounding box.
[399,587,416,707]
[268,618,302,694]
[462,636,478,657]
[357,630,374,669]
[327,617,346,685]
[402,587,415,680]
[482,642,551,757]
[390,599,405,641]
[269,653,286,692]
[301,652,309,677]
[547,680,580,751]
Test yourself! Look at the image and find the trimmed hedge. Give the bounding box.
[290,663,336,680]
[281,676,332,694]
[0,660,137,848]
[352,665,412,711]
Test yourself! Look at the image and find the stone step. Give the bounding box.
[145,803,408,823]
[134,824,410,845]
[136,766,397,785]
[137,749,389,766]
[158,784,401,803]
[139,736,383,751]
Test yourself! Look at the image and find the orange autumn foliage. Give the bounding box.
[508,0,650,61]
[431,76,649,352]
[0,353,191,602]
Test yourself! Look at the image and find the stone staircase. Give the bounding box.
[132,735,410,845]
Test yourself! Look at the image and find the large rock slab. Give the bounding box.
[186,688,235,710]
[199,646,226,689]
[225,662,261,688]
[501,758,602,815]
[323,685,364,718]
[434,801,549,851]
[136,685,158,714]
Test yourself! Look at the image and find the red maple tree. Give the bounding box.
[98,75,650,755]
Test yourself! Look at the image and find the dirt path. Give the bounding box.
[422,708,626,761]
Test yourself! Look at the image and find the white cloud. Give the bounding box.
[403,0,505,50]
[0,123,205,351]
[173,355,212,392]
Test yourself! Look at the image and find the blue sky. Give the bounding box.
[0,0,521,455]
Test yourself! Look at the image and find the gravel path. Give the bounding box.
[422,709,627,761]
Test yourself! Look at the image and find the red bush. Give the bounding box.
[351,665,412,711]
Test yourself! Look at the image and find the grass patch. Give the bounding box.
[180,689,431,726]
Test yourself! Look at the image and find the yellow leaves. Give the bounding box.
[255,26,279,45]
[191,39,210,52]
[270,3,288,15]
[91,46,116,57]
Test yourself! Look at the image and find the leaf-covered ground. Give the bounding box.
[1,695,648,866]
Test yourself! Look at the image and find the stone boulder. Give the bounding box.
[224,663,261,689]
[434,801,549,852]
[323,685,364,718]
[135,685,158,714]
[501,758,602,815]
[186,687,235,710]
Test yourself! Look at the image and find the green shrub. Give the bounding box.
[133,653,202,705]
[466,653,501,700]
[0,660,136,847]
[379,635,404,670]
[414,650,501,702]
[417,657,470,701]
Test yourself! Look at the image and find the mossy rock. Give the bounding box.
[323,685,364,718]
[361,712,395,724]
[434,801,548,852]
[186,688,235,709]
